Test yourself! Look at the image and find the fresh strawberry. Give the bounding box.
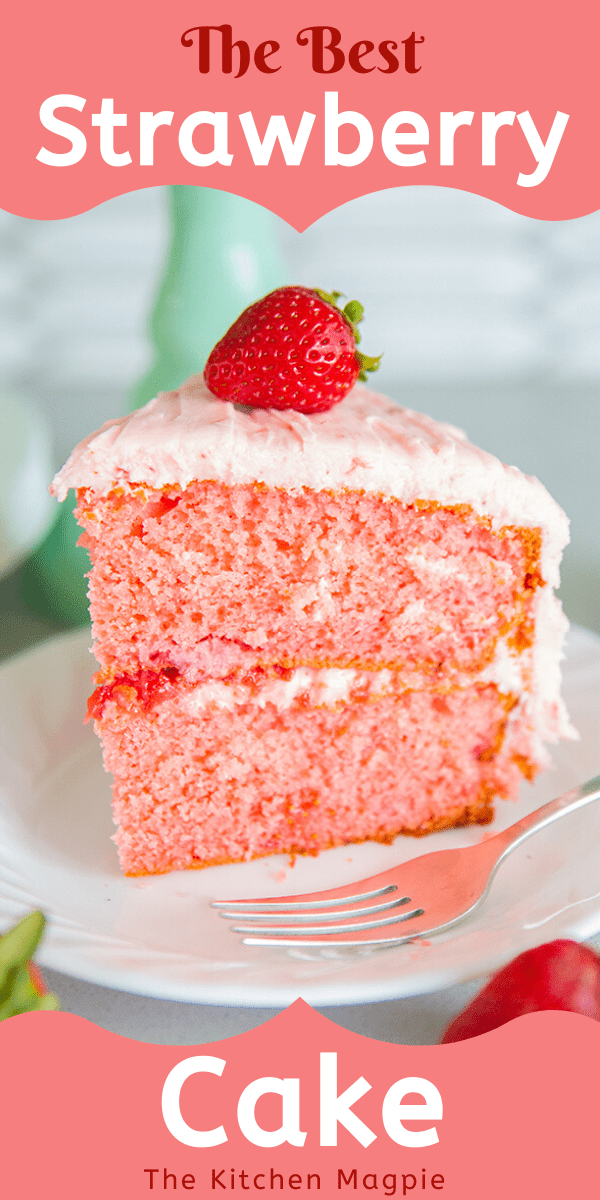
[441,940,600,1043]
[204,286,380,414]
[26,960,48,997]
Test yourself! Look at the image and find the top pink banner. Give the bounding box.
[3,0,597,229]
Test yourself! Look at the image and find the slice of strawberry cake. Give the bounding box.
[51,288,573,876]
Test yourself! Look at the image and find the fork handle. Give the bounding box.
[492,774,600,873]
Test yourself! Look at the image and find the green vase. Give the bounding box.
[130,186,288,410]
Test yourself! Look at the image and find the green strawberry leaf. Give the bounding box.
[0,912,59,1019]
[315,289,381,381]
[314,289,344,308]
[343,300,364,326]
[357,352,383,381]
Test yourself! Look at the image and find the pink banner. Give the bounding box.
[1,1003,599,1198]
[1,0,597,227]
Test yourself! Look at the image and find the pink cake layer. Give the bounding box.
[76,481,542,680]
[76,478,550,874]
[95,680,528,876]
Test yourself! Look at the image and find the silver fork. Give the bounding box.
[212,775,600,947]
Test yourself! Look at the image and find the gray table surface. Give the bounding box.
[41,931,600,1048]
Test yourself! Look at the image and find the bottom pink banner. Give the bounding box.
[1,1000,597,1198]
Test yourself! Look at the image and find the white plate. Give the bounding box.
[0,627,599,1007]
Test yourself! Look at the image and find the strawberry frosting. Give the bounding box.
[52,378,569,588]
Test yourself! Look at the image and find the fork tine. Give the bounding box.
[242,928,424,947]
[217,894,411,923]
[231,906,425,937]
[211,883,398,912]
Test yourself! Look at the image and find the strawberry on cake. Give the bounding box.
[51,288,573,876]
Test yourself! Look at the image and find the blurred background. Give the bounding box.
[0,183,598,658]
